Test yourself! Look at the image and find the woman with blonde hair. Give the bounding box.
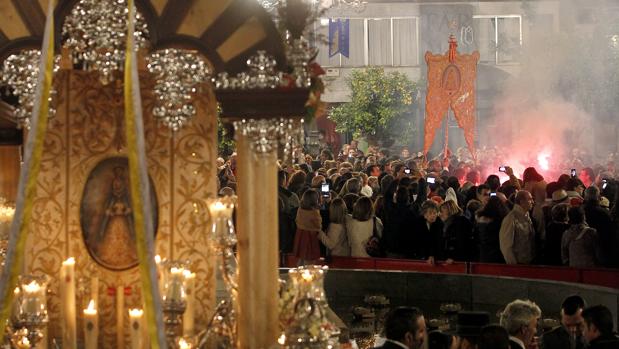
[318,198,350,256]
[439,199,475,262]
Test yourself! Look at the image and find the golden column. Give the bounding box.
[235,131,280,349]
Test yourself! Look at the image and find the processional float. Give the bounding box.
[0,0,339,348]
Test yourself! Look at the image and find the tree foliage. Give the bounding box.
[329,67,417,142]
[217,119,235,157]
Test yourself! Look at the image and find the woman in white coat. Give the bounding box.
[346,196,383,257]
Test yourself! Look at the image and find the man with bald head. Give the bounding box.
[500,190,536,264]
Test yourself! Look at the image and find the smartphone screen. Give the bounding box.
[571,169,577,177]
[427,177,436,184]
[499,166,506,172]
[490,192,497,197]
[602,180,608,189]
[321,183,330,197]
[404,168,411,174]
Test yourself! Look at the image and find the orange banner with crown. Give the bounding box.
[423,35,479,161]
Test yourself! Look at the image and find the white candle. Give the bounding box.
[116,286,125,349]
[166,267,184,302]
[182,272,196,337]
[22,280,41,314]
[60,257,77,349]
[83,300,98,349]
[90,277,99,307]
[129,308,143,349]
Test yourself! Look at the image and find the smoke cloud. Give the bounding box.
[483,1,619,178]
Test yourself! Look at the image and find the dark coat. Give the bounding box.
[476,216,505,263]
[540,326,585,349]
[544,221,570,266]
[586,334,619,349]
[374,340,408,349]
[509,339,524,349]
[583,201,614,266]
[443,214,475,261]
[412,217,444,260]
[383,203,416,256]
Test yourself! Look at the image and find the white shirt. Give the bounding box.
[509,336,525,349]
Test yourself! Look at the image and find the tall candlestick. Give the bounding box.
[129,308,143,349]
[116,286,125,349]
[60,257,77,349]
[182,272,196,337]
[83,300,98,349]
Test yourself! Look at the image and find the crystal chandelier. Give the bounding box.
[147,49,211,131]
[258,0,279,12]
[62,0,150,85]
[0,50,60,129]
[213,51,282,90]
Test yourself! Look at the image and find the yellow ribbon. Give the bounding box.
[0,0,55,339]
[124,0,166,347]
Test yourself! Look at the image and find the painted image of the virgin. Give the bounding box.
[80,157,158,270]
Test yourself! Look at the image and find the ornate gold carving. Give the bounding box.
[25,70,216,347]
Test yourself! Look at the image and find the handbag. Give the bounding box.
[365,217,385,257]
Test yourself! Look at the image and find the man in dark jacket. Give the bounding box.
[583,187,614,266]
[376,307,427,349]
[582,305,619,349]
[540,295,586,349]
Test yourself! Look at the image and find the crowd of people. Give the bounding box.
[376,295,619,349]
[218,140,619,269]
[215,142,619,348]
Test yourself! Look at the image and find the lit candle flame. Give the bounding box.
[83,300,97,315]
[128,308,143,318]
[301,269,313,282]
[178,338,191,349]
[23,280,41,294]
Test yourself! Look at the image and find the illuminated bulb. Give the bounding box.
[155,255,161,264]
[278,334,286,345]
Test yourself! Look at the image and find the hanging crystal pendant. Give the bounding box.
[0,50,60,129]
[147,49,210,131]
[62,0,149,85]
